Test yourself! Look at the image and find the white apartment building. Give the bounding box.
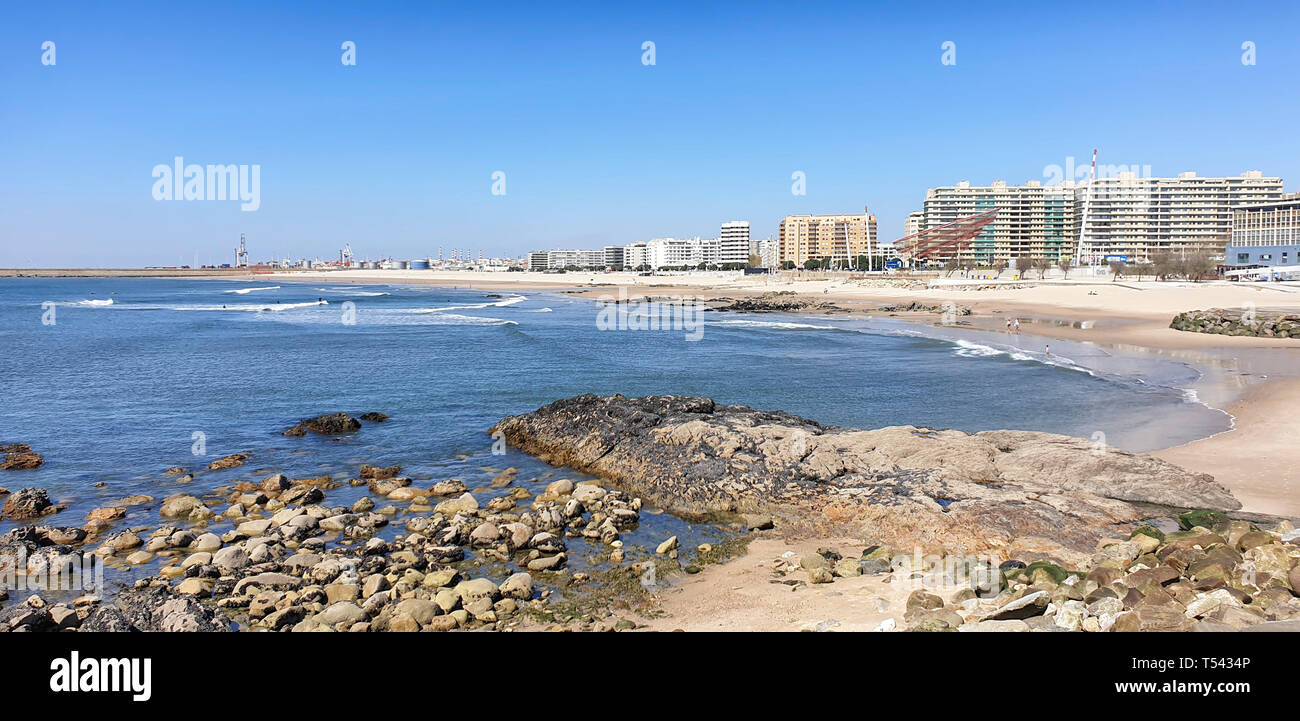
[720,221,751,267]
[646,237,721,269]
[544,249,605,269]
[622,242,649,270]
[904,212,925,239]
[754,237,779,269]
[1077,171,1284,263]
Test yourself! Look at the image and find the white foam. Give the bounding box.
[415,295,527,313]
[716,319,839,331]
[172,300,328,312]
[315,288,390,296]
[223,286,280,294]
[73,299,114,306]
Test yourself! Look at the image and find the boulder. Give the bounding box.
[2,488,58,519]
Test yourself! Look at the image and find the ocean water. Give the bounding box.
[0,277,1229,582]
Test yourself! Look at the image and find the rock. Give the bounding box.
[455,578,500,603]
[324,583,360,604]
[808,567,834,584]
[205,453,248,471]
[434,493,478,515]
[212,546,250,573]
[656,536,679,555]
[488,395,1240,559]
[318,602,367,628]
[236,519,272,538]
[289,413,361,436]
[259,473,291,494]
[984,590,1050,621]
[833,559,862,577]
[499,572,534,600]
[430,479,468,496]
[545,479,575,496]
[85,506,125,523]
[2,488,58,519]
[741,513,775,530]
[160,493,205,518]
[359,412,388,423]
[527,554,566,572]
[1,445,44,470]
[360,465,401,480]
[176,578,213,596]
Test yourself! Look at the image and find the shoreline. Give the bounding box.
[9,269,1299,516]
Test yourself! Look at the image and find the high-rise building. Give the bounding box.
[720,221,751,267]
[1078,171,1284,263]
[528,251,549,272]
[1226,194,1300,268]
[904,211,925,239]
[603,245,625,269]
[623,242,649,270]
[919,180,1080,266]
[909,171,1285,266]
[777,210,878,267]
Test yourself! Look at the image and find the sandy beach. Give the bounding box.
[259,268,1300,518]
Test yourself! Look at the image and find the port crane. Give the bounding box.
[340,243,354,267]
[234,233,249,268]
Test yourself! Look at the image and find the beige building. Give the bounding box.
[778,210,878,267]
[1078,171,1284,263]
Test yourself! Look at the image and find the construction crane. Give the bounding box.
[340,243,354,267]
[234,233,248,268]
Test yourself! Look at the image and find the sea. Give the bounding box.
[0,277,1234,595]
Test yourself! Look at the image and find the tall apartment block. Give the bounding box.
[910,171,1284,265]
[777,210,878,266]
[920,180,1079,266]
[1077,171,1284,263]
[719,221,751,267]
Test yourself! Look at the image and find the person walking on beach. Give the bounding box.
[1005,318,1012,331]
[1045,344,1051,358]
[1014,319,1020,333]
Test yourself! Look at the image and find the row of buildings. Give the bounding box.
[529,221,764,271]
[529,214,897,271]
[901,171,1289,266]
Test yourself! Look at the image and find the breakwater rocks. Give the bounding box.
[706,293,848,314]
[1,465,653,632]
[1,443,44,470]
[1171,308,1300,338]
[490,395,1241,566]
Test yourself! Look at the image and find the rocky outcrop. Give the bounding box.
[490,395,1242,564]
[1171,308,1300,338]
[283,413,362,436]
[706,293,847,313]
[1,487,62,520]
[875,301,971,315]
[206,453,248,471]
[1,443,44,470]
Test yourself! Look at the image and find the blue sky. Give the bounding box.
[2,1,1297,266]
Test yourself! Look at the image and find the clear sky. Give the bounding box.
[2,1,1297,267]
